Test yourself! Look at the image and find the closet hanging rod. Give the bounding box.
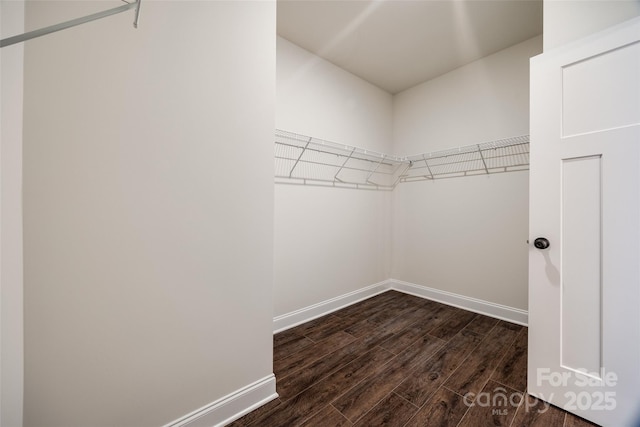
[0,0,142,48]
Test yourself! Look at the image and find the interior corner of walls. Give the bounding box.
[163,374,277,427]
[388,279,528,326]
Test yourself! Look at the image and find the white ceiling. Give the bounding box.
[277,0,543,94]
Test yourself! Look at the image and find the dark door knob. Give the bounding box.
[534,237,550,249]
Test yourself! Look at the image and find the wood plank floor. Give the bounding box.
[230,291,599,427]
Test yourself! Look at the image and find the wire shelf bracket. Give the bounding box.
[274,130,530,190]
[0,0,142,48]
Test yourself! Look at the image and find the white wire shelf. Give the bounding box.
[274,130,529,190]
[275,130,409,190]
[401,135,530,182]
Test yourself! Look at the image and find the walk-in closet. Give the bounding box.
[2,1,639,426]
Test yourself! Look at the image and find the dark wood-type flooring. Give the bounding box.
[230,290,599,427]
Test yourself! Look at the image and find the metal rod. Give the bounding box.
[275,176,394,191]
[392,162,413,188]
[133,0,142,28]
[365,155,385,183]
[334,148,356,181]
[1,1,139,48]
[288,138,311,178]
[422,154,434,179]
[477,144,489,174]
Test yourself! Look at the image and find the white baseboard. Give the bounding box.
[273,280,391,333]
[163,374,277,427]
[273,279,527,334]
[388,279,528,326]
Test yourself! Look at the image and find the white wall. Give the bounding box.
[1,2,25,426]
[391,36,542,311]
[277,37,392,152]
[22,2,275,426]
[275,37,393,316]
[544,0,640,51]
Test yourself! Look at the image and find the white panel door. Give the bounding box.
[528,18,640,427]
